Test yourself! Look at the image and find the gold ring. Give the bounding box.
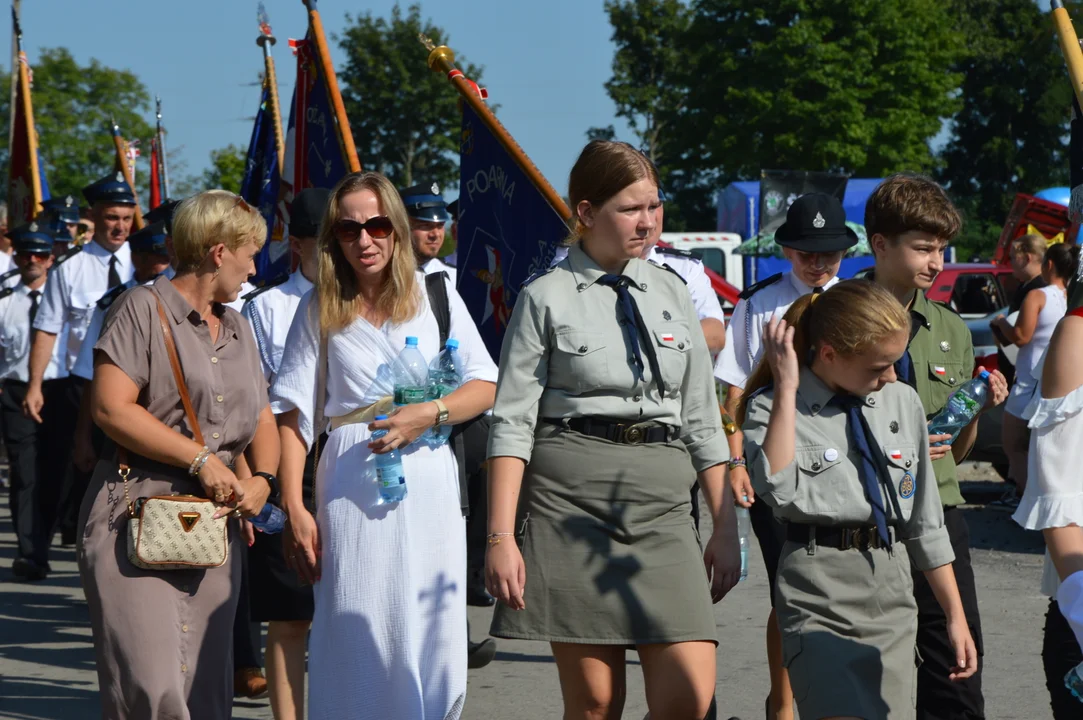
[231,510,242,518]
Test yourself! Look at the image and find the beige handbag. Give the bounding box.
[122,296,229,571]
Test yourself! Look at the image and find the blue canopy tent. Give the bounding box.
[717,178,884,284]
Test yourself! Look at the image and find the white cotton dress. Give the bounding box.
[1013,381,1083,531]
[270,273,498,720]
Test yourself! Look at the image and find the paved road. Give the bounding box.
[0,472,1062,719]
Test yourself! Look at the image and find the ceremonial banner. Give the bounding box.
[457,103,568,358]
[149,138,162,209]
[8,51,48,224]
[759,170,849,236]
[242,85,286,283]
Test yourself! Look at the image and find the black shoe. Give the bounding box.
[467,583,496,607]
[12,557,47,581]
[467,638,497,669]
[60,527,77,547]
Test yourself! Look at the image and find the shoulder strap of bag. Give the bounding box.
[313,323,328,466]
[425,271,451,348]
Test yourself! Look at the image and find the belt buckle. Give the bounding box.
[622,424,645,444]
[848,527,869,551]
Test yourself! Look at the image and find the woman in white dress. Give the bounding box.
[269,172,498,719]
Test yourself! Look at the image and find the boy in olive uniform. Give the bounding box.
[867,174,1009,719]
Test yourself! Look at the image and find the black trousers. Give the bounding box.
[911,506,985,719]
[57,377,96,540]
[461,420,489,580]
[1,378,74,564]
[233,540,262,670]
[1044,598,1083,719]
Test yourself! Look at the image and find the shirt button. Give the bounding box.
[811,461,822,471]
[677,342,685,350]
[577,283,587,291]
[181,664,188,674]
[181,624,188,633]
[211,357,219,364]
[868,398,876,406]
[811,404,821,413]
[578,345,588,353]
[633,394,642,402]
[212,432,220,439]
[949,377,956,385]
[905,460,913,468]
[216,395,224,403]
[640,283,647,290]
[181,584,189,592]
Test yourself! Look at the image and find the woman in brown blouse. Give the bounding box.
[79,191,281,719]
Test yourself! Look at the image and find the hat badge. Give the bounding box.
[29,222,37,232]
[115,171,124,182]
[812,211,826,229]
[431,182,440,195]
[64,195,74,206]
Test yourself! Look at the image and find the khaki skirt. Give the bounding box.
[490,423,717,645]
[776,538,919,719]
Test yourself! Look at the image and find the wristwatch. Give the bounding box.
[253,471,281,505]
[433,399,450,427]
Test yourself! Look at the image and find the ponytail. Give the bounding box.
[737,293,817,425]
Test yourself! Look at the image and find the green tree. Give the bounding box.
[937,0,1082,259]
[336,3,486,190]
[678,0,962,182]
[0,48,153,199]
[200,144,247,194]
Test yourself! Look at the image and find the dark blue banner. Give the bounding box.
[241,86,285,284]
[293,36,349,190]
[457,104,568,358]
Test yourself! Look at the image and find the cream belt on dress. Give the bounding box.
[328,396,394,431]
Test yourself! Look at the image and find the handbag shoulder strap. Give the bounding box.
[425,271,451,348]
[154,295,205,446]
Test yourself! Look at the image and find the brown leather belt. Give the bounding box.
[545,417,676,445]
[786,523,893,551]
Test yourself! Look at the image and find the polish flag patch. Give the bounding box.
[890,450,903,460]
[934,366,946,375]
[662,333,675,343]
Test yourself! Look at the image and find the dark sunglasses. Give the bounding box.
[19,251,51,261]
[332,216,394,242]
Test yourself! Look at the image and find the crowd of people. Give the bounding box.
[2,140,1083,720]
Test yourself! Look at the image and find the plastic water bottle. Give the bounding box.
[426,338,463,445]
[392,336,428,407]
[371,414,407,504]
[926,370,990,444]
[736,496,750,582]
[1066,663,1083,703]
[249,504,287,534]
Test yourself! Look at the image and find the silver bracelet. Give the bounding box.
[188,447,210,476]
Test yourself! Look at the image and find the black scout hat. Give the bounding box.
[400,182,450,223]
[289,188,332,238]
[82,172,137,207]
[774,193,858,253]
[144,199,182,232]
[128,221,169,256]
[8,222,54,254]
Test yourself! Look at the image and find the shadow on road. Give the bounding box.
[961,506,1045,555]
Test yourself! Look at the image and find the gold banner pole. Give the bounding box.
[1052,0,1083,110]
[111,120,145,229]
[257,3,286,173]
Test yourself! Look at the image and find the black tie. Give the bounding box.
[597,274,666,396]
[831,394,892,547]
[812,286,824,295]
[28,289,40,326]
[108,255,121,289]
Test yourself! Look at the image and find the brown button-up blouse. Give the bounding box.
[94,275,266,464]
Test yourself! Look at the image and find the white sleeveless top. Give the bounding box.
[1015,285,1066,386]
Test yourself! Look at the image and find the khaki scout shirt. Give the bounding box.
[487,243,727,472]
[743,367,955,571]
[906,290,974,507]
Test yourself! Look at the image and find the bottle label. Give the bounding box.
[376,464,406,488]
[394,386,426,405]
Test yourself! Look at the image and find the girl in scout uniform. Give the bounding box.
[740,280,977,719]
[485,140,737,719]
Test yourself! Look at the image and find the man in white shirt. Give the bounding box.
[23,172,136,422]
[401,181,457,284]
[0,223,72,580]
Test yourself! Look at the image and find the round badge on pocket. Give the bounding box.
[899,472,915,499]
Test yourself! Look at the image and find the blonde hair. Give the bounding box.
[1011,233,1046,259]
[171,190,266,272]
[738,280,910,423]
[316,172,420,333]
[564,140,658,246]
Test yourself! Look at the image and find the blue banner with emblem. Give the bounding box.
[241,85,283,284]
[288,35,349,191]
[457,104,568,359]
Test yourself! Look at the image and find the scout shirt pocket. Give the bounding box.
[922,361,968,416]
[551,330,609,394]
[793,446,846,516]
[652,323,692,393]
[882,444,919,519]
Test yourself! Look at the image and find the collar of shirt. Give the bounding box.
[13,282,44,299]
[84,237,132,270]
[153,275,238,338]
[292,269,314,295]
[798,365,877,416]
[906,290,933,344]
[787,270,839,296]
[568,243,648,292]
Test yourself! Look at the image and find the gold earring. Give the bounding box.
[213,267,220,278]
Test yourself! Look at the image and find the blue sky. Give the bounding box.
[15,0,633,201]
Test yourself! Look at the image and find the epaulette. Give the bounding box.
[241,273,290,302]
[52,244,82,269]
[647,259,688,285]
[655,245,695,259]
[97,283,129,310]
[738,272,783,301]
[0,267,20,284]
[0,287,14,300]
[521,265,556,289]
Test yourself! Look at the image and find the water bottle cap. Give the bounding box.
[978,369,991,380]
[445,338,460,350]
[374,414,388,421]
[405,337,419,347]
